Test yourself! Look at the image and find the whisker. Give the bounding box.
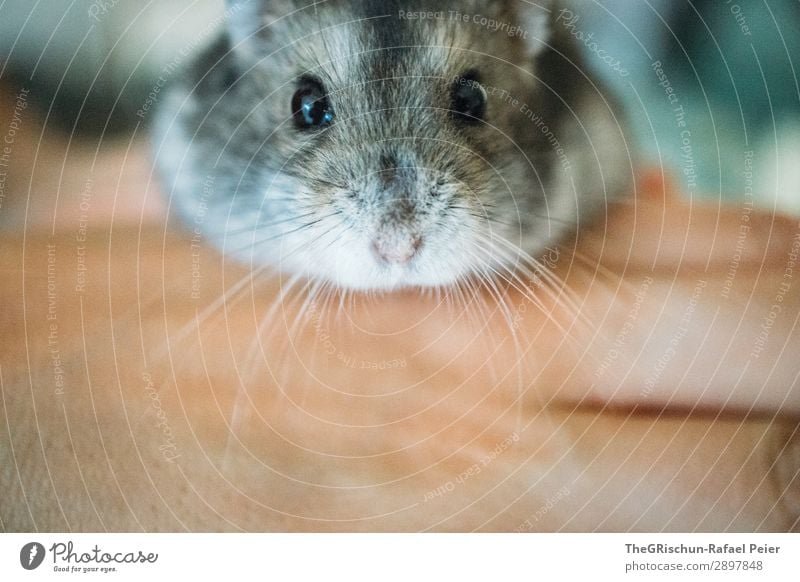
[226,211,342,256]
[481,235,596,334]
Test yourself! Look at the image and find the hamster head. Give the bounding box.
[158,0,628,291]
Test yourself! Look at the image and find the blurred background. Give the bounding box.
[0,0,798,234]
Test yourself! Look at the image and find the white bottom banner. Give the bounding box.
[1,534,797,580]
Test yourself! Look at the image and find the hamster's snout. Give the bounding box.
[368,193,424,265]
[371,233,423,265]
[354,150,436,267]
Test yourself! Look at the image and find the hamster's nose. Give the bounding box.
[372,235,423,265]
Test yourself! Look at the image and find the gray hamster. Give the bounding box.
[153,0,631,290]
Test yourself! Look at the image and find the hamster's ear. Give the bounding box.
[516,0,553,57]
[224,0,264,47]
[223,0,295,49]
[458,0,552,56]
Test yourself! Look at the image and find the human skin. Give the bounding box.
[0,178,798,532]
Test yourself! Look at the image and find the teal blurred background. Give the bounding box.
[583,0,799,213]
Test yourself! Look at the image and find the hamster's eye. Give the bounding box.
[451,71,487,123]
[292,78,334,129]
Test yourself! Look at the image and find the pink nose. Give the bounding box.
[372,236,422,264]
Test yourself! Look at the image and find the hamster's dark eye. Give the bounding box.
[451,71,487,123]
[292,79,334,129]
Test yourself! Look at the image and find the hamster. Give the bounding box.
[153,0,631,291]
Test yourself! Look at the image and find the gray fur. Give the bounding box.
[152,0,632,290]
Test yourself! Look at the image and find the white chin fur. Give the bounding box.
[225,228,473,291]
[216,208,568,291]
[285,240,471,291]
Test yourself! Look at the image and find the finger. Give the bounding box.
[582,193,800,274]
